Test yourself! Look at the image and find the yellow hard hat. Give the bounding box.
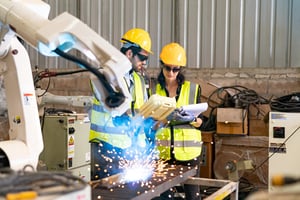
[121,28,153,54]
[160,43,186,67]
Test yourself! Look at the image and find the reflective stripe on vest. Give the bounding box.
[154,81,202,161]
[89,98,132,148]
[157,140,202,147]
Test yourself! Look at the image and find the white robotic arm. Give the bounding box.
[0,0,132,170]
[37,90,93,109]
[0,0,132,115]
[36,88,93,113]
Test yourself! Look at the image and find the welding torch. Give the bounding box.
[272,175,300,186]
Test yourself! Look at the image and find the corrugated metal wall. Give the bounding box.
[28,0,300,69]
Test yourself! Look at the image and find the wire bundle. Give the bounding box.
[207,85,268,109]
[201,85,269,131]
[270,92,300,112]
[0,166,88,197]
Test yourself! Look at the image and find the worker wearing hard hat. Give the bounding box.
[120,28,153,100]
[120,28,152,73]
[152,43,203,200]
[89,28,152,181]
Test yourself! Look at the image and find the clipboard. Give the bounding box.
[181,102,208,117]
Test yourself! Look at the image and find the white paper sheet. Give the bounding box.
[181,102,208,117]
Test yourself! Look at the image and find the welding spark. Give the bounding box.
[121,165,153,182]
[119,153,176,186]
[119,150,158,182]
[152,159,171,178]
[96,114,173,187]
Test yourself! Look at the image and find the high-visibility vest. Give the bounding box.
[154,81,202,161]
[89,71,146,149]
[131,72,145,111]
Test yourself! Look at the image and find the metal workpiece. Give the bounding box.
[91,164,197,200]
[184,177,239,200]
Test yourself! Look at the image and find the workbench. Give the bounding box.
[91,164,197,200]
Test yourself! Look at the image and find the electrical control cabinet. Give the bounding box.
[269,111,300,191]
[39,113,91,181]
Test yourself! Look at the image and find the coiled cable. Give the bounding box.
[201,85,269,131]
[0,165,88,197]
[270,92,300,112]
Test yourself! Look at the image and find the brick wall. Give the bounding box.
[1,68,299,115]
[0,67,299,117]
[147,68,300,99]
[30,67,299,114]
[36,70,93,114]
[37,71,93,97]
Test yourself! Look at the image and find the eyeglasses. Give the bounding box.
[163,65,181,73]
[135,53,148,62]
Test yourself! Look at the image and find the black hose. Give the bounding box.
[0,168,87,196]
[270,92,300,112]
[53,48,125,108]
[200,85,270,132]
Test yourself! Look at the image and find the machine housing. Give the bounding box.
[268,111,300,191]
[39,113,91,182]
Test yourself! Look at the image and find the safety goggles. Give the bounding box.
[163,65,181,73]
[135,53,149,62]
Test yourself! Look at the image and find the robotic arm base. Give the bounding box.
[0,140,36,171]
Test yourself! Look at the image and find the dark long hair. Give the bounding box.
[157,61,185,90]
[120,46,141,55]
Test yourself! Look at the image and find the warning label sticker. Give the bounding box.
[68,135,75,158]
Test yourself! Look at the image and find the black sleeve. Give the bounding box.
[196,84,204,119]
[196,84,205,130]
[196,84,201,104]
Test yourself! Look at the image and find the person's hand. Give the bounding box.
[112,114,131,127]
[167,108,195,123]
